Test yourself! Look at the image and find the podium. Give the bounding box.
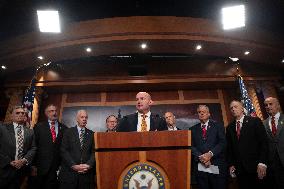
[95,130,191,189]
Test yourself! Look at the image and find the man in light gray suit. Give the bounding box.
[0,106,36,189]
[263,97,284,189]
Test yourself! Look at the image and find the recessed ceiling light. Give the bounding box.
[229,57,239,62]
[222,5,245,30]
[1,65,7,70]
[140,43,147,49]
[282,59,284,63]
[37,56,44,60]
[244,51,250,55]
[196,44,202,50]
[86,47,92,52]
[37,10,61,33]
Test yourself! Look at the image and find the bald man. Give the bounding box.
[226,100,268,189]
[117,92,167,132]
[59,110,95,189]
[263,97,284,189]
[164,112,180,131]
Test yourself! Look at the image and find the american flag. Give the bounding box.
[22,77,36,126]
[237,75,257,117]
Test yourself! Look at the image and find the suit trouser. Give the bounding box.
[196,171,226,189]
[28,169,58,189]
[266,153,284,189]
[237,171,267,189]
[0,167,27,189]
[59,174,94,189]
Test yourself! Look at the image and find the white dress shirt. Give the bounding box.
[235,115,245,132]
[201,120,210,130]
[168,126,178,131]
[137,111,151,132]
[268,112,280,131]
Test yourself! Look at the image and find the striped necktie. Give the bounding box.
[271,116,277,136]
[79,128,85,148]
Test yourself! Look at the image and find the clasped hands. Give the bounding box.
[199,152,213,168]
[257,164,266,179]
[71,164,90,174]
[10,159,27,169]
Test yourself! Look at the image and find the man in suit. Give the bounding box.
[191,105,226,189]
[30,104,67,189]
[164,112,180,131]
[105,115,118,132]
[226,100,268,189]
[117,92,167,132]
[263,97,284,189]
[0,106,36,189]
[59,110,95,189]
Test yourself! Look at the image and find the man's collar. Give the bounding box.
[200,119,209,126]
[13,122,23,129]
[138,111,151,117]
[270,112,280,119]
[236,115,245,123]
[48,119,58,124]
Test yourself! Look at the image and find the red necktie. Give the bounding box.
[236,121,241,140]
[50,121,56,143]
[271,116,277,136]
[201,124,206,139]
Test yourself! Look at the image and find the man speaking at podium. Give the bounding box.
[117,92,167,132]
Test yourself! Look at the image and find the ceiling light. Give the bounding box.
[196,44,202,50]
[1,65,7,70]
[37,56,44,60]
[229,57,239,62]
[37,10,61,33]
[86,47,92,52]
[222,5,245,30]
[140,43,147,49]
[282,59,284,63]
[244,51,250,55]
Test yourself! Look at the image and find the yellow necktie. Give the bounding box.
[141,114,148,132]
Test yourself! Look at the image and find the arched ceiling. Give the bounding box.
[0,16,283,74]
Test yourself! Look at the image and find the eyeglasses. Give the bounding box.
[15,112,25,115]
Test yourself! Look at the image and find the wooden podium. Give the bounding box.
[95,130,191,189]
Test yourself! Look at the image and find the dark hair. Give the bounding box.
[45,104,57,112]
[106,115,117,123]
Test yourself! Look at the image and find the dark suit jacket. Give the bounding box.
[0,123,36,181]
[59,127,95,184]
[191,120,226,176]
[33,121,67,175]
[117,113,167,132]
[226,116,268,174]
[263,113,284,167]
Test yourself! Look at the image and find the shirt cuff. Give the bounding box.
[22,158,29,165]
[208,151,214,157]
[258,163,267,168]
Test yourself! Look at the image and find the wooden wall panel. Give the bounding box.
[106,91,179,102]
[221,89,239,125]
[183,90,218,100]
[106,91,138,102]
[66,93,101,103]
[149,91,179,101]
